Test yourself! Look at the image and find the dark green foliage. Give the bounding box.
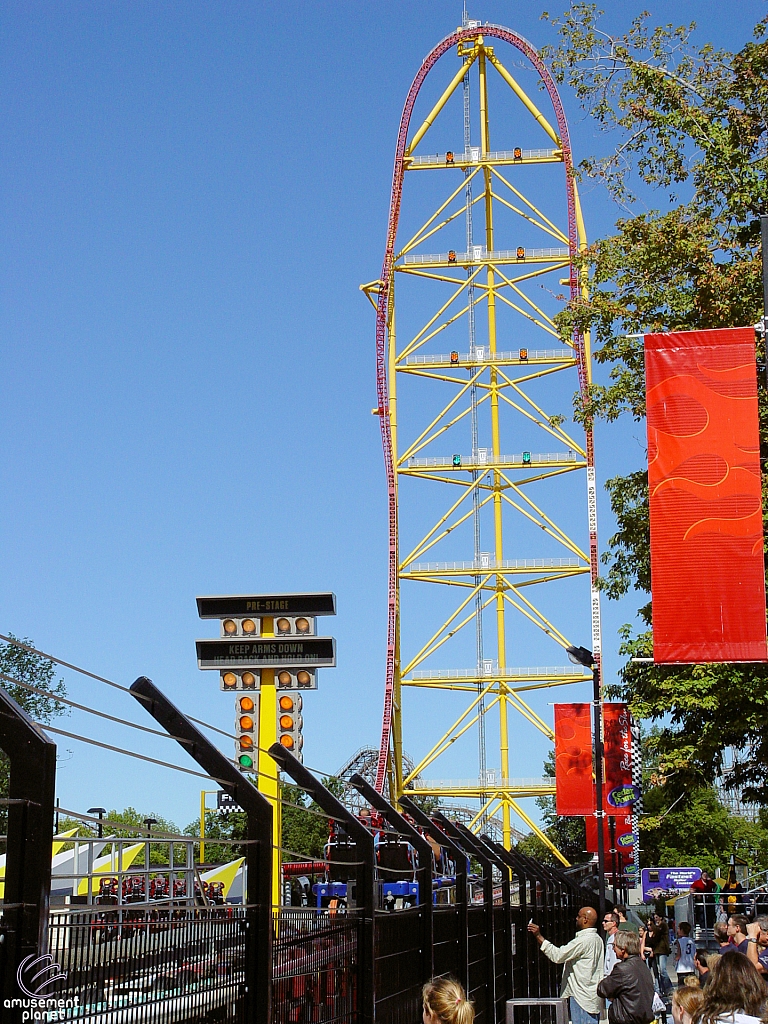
[0,634,67,724]
[0,635,68,841]
[100,806,181,866]
[641,785,768,875]
[539,6,768,810]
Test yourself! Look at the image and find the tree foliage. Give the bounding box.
[641,783,768,875]
[540,5,768,803]
[0,635,68,840]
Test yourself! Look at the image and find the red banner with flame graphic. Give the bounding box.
[554,703,592,815]
[645,327,767,663]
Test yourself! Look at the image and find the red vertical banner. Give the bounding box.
[554,703,593,815]
[645,326,767,663]
[603,703,633,809]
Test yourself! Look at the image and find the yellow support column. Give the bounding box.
[257,617,281,907]
[479,47,512,849]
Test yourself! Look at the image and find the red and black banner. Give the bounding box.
[645,327,767,663]
[586,812,634,862]
[603,703,634,809]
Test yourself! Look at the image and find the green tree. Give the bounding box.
[0,635,68,842]
[184,777,344,866]
[641,784,768,875]
[542,5,768,802]
[100,807,181,866]
[184,806,247,866]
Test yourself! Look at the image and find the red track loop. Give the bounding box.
[374,26,594,793]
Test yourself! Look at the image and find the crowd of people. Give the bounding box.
[419,894,768,1024]
[522,902,768,1024]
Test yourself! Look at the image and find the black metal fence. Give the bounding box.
[273,908,360,1024]
[374,907,425,1024]
[0,676,598,1024]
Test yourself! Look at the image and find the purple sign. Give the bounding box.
[641,867,701,901]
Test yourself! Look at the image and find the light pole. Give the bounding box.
[143,817,158,876]
[566,644,606,923]
[87,806,106,840]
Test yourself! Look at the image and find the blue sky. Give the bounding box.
[1,1,764,833]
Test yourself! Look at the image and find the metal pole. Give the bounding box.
[593,662,606,923]
[0,682,57,1002]
[608,816,617,906]
[200,790,206,865]
[130,676,273,1024]
[400,795,469,990]
[436,814,497,1016]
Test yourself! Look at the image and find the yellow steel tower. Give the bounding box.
[362,22,601,860]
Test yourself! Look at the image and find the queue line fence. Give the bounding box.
[0,673,597,1024]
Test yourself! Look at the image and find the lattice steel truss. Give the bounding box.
[362,22,601,859]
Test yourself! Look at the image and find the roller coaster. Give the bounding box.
[362,14,601,856]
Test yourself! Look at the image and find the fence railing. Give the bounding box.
[46,904,247,1024]
[0,675,598,1024]
[273,907,360,1024]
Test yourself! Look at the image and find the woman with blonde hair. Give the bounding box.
[671,985,704,1024]
[422,977,475,1024]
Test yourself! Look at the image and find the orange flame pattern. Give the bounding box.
[645,327,767,663]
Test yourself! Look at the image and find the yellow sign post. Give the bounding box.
[257,617,281,908]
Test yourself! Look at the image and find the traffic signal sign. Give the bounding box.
[274,616,314,636]
[235,694,258,772]
[277,693,303,760]
[276,668,316,690]
[219,617,260,638]
[220,669,260,691]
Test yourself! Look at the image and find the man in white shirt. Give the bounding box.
[604,912,620,976]
[529,907,605,1024]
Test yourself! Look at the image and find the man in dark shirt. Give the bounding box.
[597,930,655,1024]
[727,914,750,954]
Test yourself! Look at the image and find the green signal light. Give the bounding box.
[238,754,254,769]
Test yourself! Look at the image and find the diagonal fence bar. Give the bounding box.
[130,675,273,1024]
